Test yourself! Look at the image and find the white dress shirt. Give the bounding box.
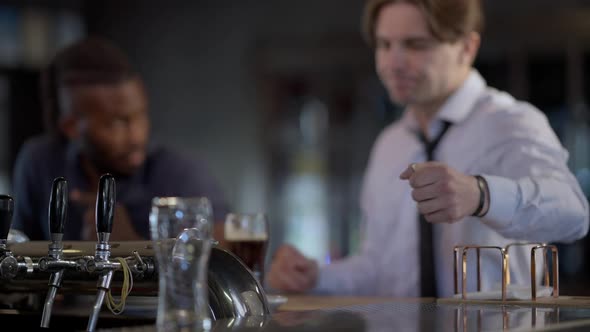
[315,70,589,297]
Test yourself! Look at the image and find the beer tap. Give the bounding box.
[86,174,116,332]
[0,195,35,280]
[39,177,75,328]
[0,194,17,279]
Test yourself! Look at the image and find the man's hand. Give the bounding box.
[399,162,484,223]
[70,189,144,241]
[266,244,318,293]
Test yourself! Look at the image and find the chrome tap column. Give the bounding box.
[39,177,75,328]
[86,174,117,332]
[0,194,17,279]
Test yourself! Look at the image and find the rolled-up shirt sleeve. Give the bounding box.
[481,107,589,243]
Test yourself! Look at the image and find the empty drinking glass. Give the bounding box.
[150,197,213,332]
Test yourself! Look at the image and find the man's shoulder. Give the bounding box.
[16,134,65,163]
[480,86,540,112]
[12,135,66,197]
[479,87,549,125]
[19,134,62,151]
[475,87,559,144]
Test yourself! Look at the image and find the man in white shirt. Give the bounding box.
[266,0,589,297]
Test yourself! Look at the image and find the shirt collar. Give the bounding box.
[436,69,486,124]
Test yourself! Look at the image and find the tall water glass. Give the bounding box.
[150,197,213,332]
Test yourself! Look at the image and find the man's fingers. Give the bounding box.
[268,256,313,292]
[409,168,445,188]
[400,162,447,188]
[272,273,302,293]
[417,197,447,215]
[267,244,318,293]
[399,163,416,180]
[275,268,310,292]
[294,257,316,271]
[411,184,440,202]
[405,163,479,224]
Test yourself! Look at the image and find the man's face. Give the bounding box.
[374,2,470,107]
[68,78,150,175]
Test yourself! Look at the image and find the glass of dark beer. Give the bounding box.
[224,212,269,285]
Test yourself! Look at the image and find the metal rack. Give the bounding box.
[453,243,559,301]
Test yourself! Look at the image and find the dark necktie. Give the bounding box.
[417,120,452,297]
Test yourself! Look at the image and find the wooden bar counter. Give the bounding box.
[275,295,433,311]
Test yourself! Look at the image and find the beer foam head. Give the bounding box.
[224,213,269,241]
[224,231,268,241]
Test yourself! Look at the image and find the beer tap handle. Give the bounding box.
[95,174,115,238]
[48,177,68,244]
[0,194,14,251]
[87,174,116,332]
[41,177,69,328]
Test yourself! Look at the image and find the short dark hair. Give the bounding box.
[41,36,137,134]
[362,0,484,48]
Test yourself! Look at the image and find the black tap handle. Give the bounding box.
[95,174,116,234]
[48,177,68,235]
[0,195,13,241]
